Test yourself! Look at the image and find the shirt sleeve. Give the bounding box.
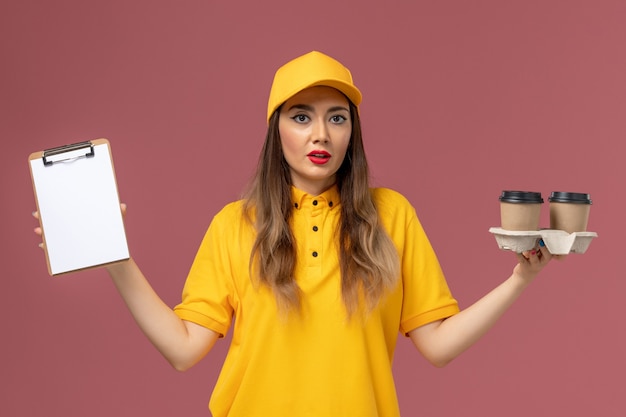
[173,203,242,337]
[374,188,460,335]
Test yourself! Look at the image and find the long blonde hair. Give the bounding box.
[243,101,400,316]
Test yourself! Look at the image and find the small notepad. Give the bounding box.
[29,139,129,275]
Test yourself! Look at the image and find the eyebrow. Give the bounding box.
[286,104,350,114]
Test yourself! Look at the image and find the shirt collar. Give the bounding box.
[291,185,340,211]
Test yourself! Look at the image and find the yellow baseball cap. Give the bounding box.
[266,51,362,123]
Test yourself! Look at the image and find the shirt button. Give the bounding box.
[312,251,318,257]
[312,200,318,206]
[329,201,333,207]
[312,226,318,232]
[294,203,299,208]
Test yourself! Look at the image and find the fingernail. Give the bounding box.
[531,250,537,255]
[539,239,545,247]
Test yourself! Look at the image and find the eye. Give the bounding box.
[292,114,310,123]
[330,114,348,124]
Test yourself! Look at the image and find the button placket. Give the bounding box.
[308,198,324,265]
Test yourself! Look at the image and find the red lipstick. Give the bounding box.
[307,150,331,165]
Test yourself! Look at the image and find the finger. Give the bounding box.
[527,249,540,263]
[516,252,530,264]
[32,211,45,247]
[520,249,540,261]
[120,203,127,216]
[537,242,552,263]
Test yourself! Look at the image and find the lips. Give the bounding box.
[307,150,331,165]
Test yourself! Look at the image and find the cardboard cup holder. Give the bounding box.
[489,227,598,255]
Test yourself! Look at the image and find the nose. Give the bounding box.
[311,118,329,144]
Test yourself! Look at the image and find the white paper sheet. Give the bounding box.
[30,139,129,275]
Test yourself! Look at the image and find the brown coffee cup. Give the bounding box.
[548,191,592,233]
[499,190,543,231]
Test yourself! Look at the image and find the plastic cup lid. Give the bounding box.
[499,190,544,204]
[548,191,592,204]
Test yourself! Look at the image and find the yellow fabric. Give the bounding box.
[174,186,459,417]
[266,51,362,122]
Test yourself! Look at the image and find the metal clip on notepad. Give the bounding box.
[42,141,95,166]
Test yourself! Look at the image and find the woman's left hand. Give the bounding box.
[513,240,553,282]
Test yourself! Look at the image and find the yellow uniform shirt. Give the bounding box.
[174,186,459,416]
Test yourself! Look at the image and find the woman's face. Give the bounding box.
[279,86,352,195]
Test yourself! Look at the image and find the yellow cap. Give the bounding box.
[266,51,362,123]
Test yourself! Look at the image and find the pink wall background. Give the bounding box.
[2,1,624,416]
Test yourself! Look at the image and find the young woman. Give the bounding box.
[34,51,552,416]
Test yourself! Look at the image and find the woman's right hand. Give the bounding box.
[32,210,43,249]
